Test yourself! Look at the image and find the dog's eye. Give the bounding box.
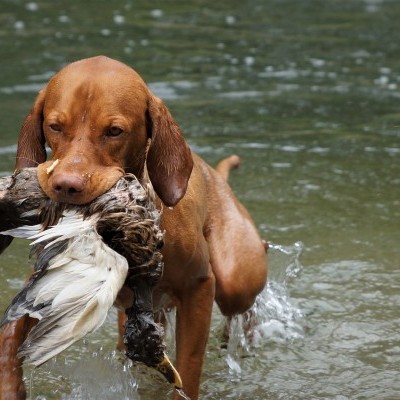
[106,126,124,137]
[49,123,62,132]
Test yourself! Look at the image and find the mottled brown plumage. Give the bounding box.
[0,168,181,387]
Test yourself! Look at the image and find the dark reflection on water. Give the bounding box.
[0,0,399,399]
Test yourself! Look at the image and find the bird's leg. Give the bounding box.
[124,278,182,388]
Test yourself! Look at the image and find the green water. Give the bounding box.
[0,1,399,399]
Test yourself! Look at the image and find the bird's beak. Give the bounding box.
[155,354,183,389]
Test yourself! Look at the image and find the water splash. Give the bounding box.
[225,241,304,374]
[23,346,140,400]
[175,387,192,400]
[62,349,139,400]
[24,242,304,397]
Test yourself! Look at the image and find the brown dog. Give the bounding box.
[0,56,267,400]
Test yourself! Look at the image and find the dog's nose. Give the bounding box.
[52,173,85,199]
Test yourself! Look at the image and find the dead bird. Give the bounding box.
[0,167,182,388]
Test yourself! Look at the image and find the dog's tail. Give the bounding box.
[216,154,241,182]
[216,155,269,253]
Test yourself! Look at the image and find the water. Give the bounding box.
[1,0,400,399]
[175,388,192,400]
[20,243,304,400]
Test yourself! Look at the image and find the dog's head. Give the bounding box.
[16,56,193,207]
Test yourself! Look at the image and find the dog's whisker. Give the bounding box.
[15,156,41,166]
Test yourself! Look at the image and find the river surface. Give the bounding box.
[0,1,399,399]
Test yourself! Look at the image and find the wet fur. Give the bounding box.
[0,56,268,400]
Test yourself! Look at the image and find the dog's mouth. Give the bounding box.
[37,159,124,205]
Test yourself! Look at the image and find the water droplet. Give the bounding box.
[14,21,25,30]
[151,9,163,18]
[26,2,39,11]
[100,28,111,37]
[244,56,255,67]
[113,15,125,25]
[225,15,236,25]
[58,15,70,23]
[175,387,192,400]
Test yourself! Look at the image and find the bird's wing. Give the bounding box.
[1,211,129,366]
[0,223,41,238]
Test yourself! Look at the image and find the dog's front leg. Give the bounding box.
[174,271,215,400]
[0,316,36,400]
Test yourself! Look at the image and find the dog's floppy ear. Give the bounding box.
[15,88,47,170]
[146,95,193,207]
[3,88,47,254]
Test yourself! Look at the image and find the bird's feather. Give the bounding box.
[0,171,177,383]
[1,210,128,366]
